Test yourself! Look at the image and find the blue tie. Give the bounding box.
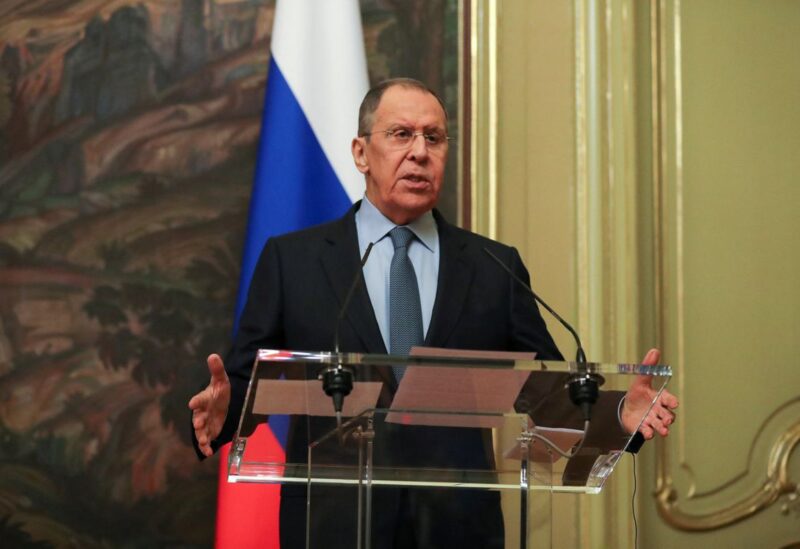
[388,227,424,380]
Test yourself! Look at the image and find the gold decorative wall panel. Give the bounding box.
[480,0,799,547]
[641,1,800,546]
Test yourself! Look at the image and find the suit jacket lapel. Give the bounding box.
[425,211,474,347]
[319,203,387,355]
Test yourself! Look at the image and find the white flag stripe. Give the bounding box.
[271,0,369,203]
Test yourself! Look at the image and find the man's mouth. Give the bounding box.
[399,174,429,184]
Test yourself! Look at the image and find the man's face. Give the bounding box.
[351,86,448,225]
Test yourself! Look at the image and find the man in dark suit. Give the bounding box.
[190,78,678,548]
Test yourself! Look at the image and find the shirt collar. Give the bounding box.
[358,195,438,253]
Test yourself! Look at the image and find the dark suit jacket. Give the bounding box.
[211,201,567,448]
[204,201,625,548]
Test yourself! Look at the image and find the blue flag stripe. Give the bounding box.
[234,59,354,448]
[235,58,353,326]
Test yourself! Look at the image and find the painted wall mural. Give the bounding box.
[0,0,458,546]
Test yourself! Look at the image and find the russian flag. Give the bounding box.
[215,1,368,547]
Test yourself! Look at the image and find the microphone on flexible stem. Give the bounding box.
[482,248,600,423]
[321,242,374,432]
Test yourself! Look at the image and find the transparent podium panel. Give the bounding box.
[304,411,555,549]
[228,349,671,549]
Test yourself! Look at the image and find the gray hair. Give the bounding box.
[357,78,448,137]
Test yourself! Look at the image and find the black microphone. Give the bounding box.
[322,242,374,428]
[482,247,600,422]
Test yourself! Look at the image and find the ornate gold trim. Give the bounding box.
[457,0,468,228]
[672,0,687,465]
[656,421,800,530]
[651,0,799,530]
[469,0,479,232]
[574,0,590,344]
[468,0,498,240]
[652,0,690,508]
[573,1,642,543]
[486,0,497,240]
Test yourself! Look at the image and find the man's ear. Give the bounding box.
[351,137,369,174]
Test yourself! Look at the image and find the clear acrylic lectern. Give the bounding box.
[227,348,671,549]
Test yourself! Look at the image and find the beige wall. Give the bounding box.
[640,1,800,546]
[472,0,800,547]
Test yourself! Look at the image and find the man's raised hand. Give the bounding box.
[188,354,231,457]
[621,348,679,439]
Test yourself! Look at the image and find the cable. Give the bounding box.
[526,420,591,459]
[632,454,638,549]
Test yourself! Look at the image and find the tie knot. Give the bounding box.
[389,226,415,250]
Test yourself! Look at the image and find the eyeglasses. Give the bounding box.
[361,126,452,151]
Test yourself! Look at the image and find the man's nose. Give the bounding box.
[406,133,429,160]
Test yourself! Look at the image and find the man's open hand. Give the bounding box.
[620,348,679,439]
[188,354,231,457]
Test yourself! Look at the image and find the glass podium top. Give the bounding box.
[228,349,671,494]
